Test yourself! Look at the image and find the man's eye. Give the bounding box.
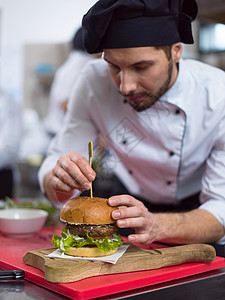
[135,65,148,71]
[109,64,120,71]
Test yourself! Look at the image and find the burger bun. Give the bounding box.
[60,196,117,225]
[65,246,118,257]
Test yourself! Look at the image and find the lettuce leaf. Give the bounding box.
[52,227,123,253]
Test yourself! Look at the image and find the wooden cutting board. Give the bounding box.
[23,243,216,283]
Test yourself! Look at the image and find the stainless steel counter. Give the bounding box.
[1,267,225,300]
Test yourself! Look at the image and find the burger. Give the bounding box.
[52,196,123,257]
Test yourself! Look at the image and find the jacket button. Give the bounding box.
[167,181,172,185]
[169,151,175,156]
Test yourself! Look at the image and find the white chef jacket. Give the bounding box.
[44,51,94,135]
[39,58,225,244]
[0,90,21,169]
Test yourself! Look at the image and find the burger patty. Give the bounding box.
[66,223,118,237]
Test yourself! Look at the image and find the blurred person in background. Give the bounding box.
[0,89,21,199]
[44,27,101,138]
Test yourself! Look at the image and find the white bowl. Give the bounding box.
[0,208,48,238]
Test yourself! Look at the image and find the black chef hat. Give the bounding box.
[72,27,85,51]
[82,0,198,54]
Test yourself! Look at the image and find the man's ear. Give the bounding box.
[172,43,182,63]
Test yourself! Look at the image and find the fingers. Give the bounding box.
[53,158,89,189]
[70,152,95,181]
[113,206,147,229]
[108,195,153,244]
[113,206,150,244]
[50,152,96,193]
[109,195,148,226]
[128,232,151,244]
[109,194,140,207]
[50,172,73,192]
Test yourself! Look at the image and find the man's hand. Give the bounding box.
[108,195,225,245]
[44,152,96,202]
[108,195,158,244]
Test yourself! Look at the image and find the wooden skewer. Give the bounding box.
[88,142,93,198]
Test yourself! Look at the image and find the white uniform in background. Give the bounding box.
[0,89,21,198]
[0,90,21,170]
[44,51,94,136]
[39,58,225,244]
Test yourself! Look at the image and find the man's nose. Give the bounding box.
[119,71,137,95]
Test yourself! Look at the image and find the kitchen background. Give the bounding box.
[0,0,224,201]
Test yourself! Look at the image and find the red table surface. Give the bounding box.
[0,226,224,300]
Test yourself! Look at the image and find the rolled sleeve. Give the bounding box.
[200,116,225,244]
[38,154,58,194]
[199,200,225,244]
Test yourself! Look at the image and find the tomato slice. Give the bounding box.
[91,235,112,239]
[83,244,97,248]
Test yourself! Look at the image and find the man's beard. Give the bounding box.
[122,60,173,112]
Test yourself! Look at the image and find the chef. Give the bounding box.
[38,0,225,251]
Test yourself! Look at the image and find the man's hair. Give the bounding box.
[155,45,172,61]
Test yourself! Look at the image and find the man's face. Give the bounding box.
[104,45,181,112]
